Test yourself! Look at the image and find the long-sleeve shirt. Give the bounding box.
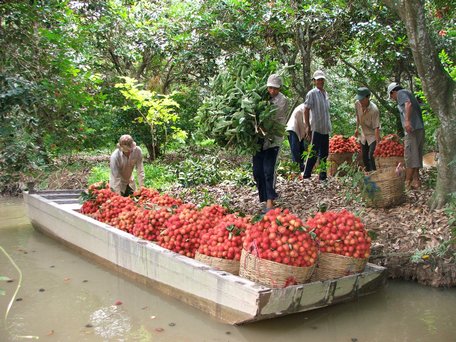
[286,103,307,141]
[355,100,381,145]
[109,146,145,194]
[263,92,289,150]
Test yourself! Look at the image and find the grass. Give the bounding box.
[87,163,178,192]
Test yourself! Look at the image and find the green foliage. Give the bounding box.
[221,162,256,187]
[87,166,110,186]
[177,155,223,187]
[328,69,358,136]
[438,49,456,80]
[1,0,454,207]
[410,240,455,264]
[335,160,368,205]
[115,77,181,158]
[170,85,202,141]
[87,163,177,191]
[197,57,289,156]
[277,159,301,178]
[0,1,105,184]
[143,164,176,191]
[196,189,217,209]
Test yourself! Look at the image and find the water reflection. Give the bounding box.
[90,305,132,341]
[1,198,455,342]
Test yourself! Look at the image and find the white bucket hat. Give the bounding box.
[387,82,399,98]
[312,70,326,80]
[266,74,282,88]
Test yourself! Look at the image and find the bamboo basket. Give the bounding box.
[311,252,367,281]
[363,167,405,208]
[195,251,240,275]
[239,249,315,288]
[328,152,355,176]
[375,156,404,169]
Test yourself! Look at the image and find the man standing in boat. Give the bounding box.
[109,134,145,196]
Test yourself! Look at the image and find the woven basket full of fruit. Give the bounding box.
[374,134,404,169]
[195,213,251,275]
[240,249,315,288]
[328,135,360,176]
[311,252,367,281]
[305,210,371,281]
[239,208,319,288]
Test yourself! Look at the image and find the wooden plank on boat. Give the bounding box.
[23,191,387,324]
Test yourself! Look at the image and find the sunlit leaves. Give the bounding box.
[115,77,181,158]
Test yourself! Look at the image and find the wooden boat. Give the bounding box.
[23,190,387,325]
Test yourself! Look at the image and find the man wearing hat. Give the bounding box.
[302,70,331,181]
[355,87,381,171]
[252,74,289,212]
[387,82,425,189]
[110,134,145,196]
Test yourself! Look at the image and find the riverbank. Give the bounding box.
[4,157,455,287]
[165,176,456,287]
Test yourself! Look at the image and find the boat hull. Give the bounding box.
[23,191,387,324]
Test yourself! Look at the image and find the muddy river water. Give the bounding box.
[1,197,455,342]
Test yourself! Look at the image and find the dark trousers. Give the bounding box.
[303,131,329,180]
[361,141,377,171]
[287,131,307,172]
[121,184,134,197]
[252,146,279,203]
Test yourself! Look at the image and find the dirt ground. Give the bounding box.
[8,158,455,287]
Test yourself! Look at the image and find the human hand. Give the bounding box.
[405,121,412,134]
[304,127,311,141]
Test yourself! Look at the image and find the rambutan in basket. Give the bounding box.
[363,167,405,208]
[310,252,367,281]
[195,251,240,275]
[375,156,404,169]
[239,249,315,288]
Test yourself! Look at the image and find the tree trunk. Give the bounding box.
[290,0,313,98]
[383,0,456,208]
[145,142,160,162]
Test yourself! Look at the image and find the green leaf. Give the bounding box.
[251,214,263,223]
[368,230,378,240]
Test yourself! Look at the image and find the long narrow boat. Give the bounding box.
[23,190,387,325]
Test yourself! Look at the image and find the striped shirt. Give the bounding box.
[304,87,331,135]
